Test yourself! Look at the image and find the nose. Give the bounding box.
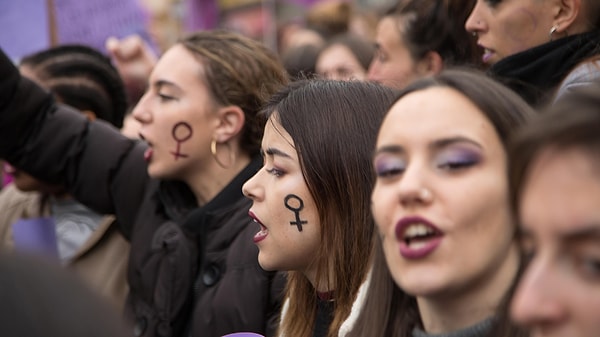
[511,256,568,330]
[242,170,263,201]
[465,1,486,34]
[397,164,433,207]
[131,91,152,124]
[367,60,382,83]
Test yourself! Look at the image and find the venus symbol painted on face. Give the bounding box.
[170,122,193,160]
[285,194,307,232]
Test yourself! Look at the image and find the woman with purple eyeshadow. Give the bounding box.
[346,69,535,337]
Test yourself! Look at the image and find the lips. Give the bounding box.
[139,133,154,162]
[248,210,268,243]
[478,44,495,64]
[395,216,443,259]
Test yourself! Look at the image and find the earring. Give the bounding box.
[549,25,558,41]
[210,139,235,169]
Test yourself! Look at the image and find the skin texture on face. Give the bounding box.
[367,16,422,89]
[513,147,600,337]
[465,0,556,65]
[371,87,519,332]
[316,44,367,81]
[242,117,321,283]
[133,44,219,183]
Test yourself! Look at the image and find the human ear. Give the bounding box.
[415,51,443,76]
[553,0,582,34]
[214,105,246,143]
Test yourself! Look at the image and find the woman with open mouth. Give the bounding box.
[347,69,535,337]
[242,79,397,337]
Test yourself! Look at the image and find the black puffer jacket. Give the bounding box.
[0,48,284,337]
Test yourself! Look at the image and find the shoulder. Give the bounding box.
[555,59,600,100]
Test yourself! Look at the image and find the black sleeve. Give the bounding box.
[0,47,148,237]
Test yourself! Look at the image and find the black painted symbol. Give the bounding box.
[170,122,193,160]
[284,194,307,232]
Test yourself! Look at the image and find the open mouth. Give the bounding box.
[249,211,269,243]
[401,223,443,247]
[395,217,444,259]
[481,47,495,64]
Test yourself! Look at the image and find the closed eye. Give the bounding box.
[265,167,284,177]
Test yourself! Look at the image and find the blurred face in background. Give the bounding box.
[368,16,423,89]
[316,43,368,81]
[512,147,600,337]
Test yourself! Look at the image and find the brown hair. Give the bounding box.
[261,79,398,337]
[387,0,481,67]
[510,81,600,217]
[179,30,289,156]
[348,69,535,337]
[305,1,352,39]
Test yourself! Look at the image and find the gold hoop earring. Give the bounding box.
[211,139,236,169]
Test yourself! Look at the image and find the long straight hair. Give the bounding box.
[261,79,398,337]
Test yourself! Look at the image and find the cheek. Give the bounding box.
[371,185,394,234]
[498,8,543,52]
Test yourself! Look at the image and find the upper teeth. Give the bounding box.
[404,223,434,239]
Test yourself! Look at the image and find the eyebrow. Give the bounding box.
[562,225,600,243]
[374,136,483,156]
[154,79,182,93]
[260,147,292,159]
[519,224,600,244]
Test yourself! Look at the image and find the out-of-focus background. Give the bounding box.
[0,0,394,62]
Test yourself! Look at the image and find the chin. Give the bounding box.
[393,272,449,298]
[257,256,278,272]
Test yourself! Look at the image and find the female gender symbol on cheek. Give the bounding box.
[170,122,193,160]
[284,194,307,232]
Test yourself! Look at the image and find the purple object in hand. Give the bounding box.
[221,333,265,337]
[12,217,59,258]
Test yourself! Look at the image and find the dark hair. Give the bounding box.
[179,30,288,156]
[282,43,322,81]
[321,33,376,71]
[305,1,352,39]
[0,252,130,337]
[261,79,398,337]
[509,81,600,217]
[388,0,481,67]
[348,69,535,337]
[20,44,128,128]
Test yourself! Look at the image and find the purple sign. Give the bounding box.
[0,0,50,62]
[12,217,59,259]
[54,0,152,53]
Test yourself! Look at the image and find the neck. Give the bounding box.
[416,244,519,334]
[188,153,251,206]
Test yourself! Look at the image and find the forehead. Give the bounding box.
[521,147,600,233]
[151,44,205,85]
[376,16,404,48]
[319,44,359,64]
[379,87,497,144]
[262,116,295,149]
